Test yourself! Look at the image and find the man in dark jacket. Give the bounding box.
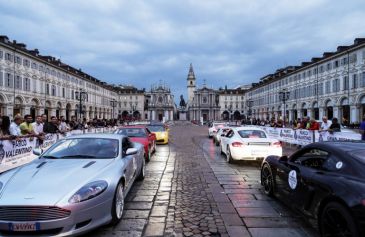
[43,116,60,134]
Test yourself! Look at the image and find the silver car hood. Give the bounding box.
[0,158,115,206]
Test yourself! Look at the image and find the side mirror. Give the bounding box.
[33,148,43,156]
[279,155,288,162]
[126,148,138,156]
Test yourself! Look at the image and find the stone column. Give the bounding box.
[152,110,156,120]
[50,108,56,117]
[351,105,359,123]
[319,107,324,120]
[333,106,339,120]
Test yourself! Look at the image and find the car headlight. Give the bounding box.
[69,180,108,204]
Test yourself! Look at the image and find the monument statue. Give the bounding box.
[179,95,186,109]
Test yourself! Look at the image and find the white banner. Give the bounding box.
[0,138,37,173]
[315,131,362,142]
[38,133,58,150]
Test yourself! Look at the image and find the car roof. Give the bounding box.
[313,141,365,152]
[67,133,124,140]
[233,127,265,132]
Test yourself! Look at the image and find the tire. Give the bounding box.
[145,147,151,162]
[261,164,274,196]
[226,146,233,163]
[137,158,145,181]
[110,182,124,225]
[320,202,359,237]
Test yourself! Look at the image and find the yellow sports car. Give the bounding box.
[147,124,169,144]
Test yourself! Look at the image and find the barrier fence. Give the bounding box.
[259,126,361,146]
[0,127,116,173]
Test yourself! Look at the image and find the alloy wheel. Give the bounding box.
[115,183,124,219]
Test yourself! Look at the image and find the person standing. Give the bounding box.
[360,115,365,141]
[58,116,69,133]
[320,116,332,131]
[0,116,12,139]
[43,116,60,134]
[32,115,44,135]
[19,114,34,135]
[9,115,22,136]
[308,118,320,130]
[329,117,341,133]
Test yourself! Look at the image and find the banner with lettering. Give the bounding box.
[38,134,58,150]
[0,138,37,173]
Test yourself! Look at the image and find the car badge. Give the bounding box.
[336,162,343,169]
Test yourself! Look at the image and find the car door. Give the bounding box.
[221,129,233,153]
[277,148,330,212]
[145,128,154,148]
[122,137,137,189]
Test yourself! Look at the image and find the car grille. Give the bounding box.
[0,206,71,221]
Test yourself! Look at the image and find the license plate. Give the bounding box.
[251,150,265,156]
[9,222,40,232]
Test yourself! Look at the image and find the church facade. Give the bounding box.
[146,84,175,121]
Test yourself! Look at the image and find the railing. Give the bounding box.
[258,126,361,145]
[0,127,117,173]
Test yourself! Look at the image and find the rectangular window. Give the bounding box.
[334,60,339,68]
[350,53,357,64]
[319,65,324,73]
[23,59,30,67]
[361,72,365,87]
[352,74,358,89]
[0,71,3,86]
[0,51,3,59]
[15,56,21,64]
[327,63,332,71]
[5,73,13,88]
[15,76,22,89]
[343,76,349,90]
[62,87,65,98]
[341,57,348,66]
[363,50,365,60]
[46,84,50,95]
[308,70,312,77]
[23,78,31,91]
[5,53,13,61]
[31,62,38,69]
[319,82,324,95]
[33,79,37,92]
[71,90,74,99]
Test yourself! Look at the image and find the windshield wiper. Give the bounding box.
[42,155,59,159]
[60,155,97,158]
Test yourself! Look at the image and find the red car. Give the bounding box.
[114,126,156,161]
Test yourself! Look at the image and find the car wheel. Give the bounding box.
[320,202,359,237]
[137,158,145,181]
[110,182,124,225]
[261,164,274,196]
[226,146,233,163]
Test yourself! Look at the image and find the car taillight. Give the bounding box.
[272,141,282,147]
[232,142,244,147]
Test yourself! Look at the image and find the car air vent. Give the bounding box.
[83,161,96,168]
[36,162,47,168]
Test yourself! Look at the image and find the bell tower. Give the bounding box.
[187,63,196,105]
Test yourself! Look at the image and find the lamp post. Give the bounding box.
[75,89,87,122]
[247,99,253,122]
[279,89,290,127]
[110,100,117,120]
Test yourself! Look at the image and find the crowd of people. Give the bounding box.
[0,114,119,140]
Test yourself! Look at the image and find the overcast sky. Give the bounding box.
[1,0,365,99]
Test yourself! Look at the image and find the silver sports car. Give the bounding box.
[0,134,145,236]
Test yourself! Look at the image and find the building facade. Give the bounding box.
[146,84,175,121]
[218,88,246,120]
[247,38,365,125]
[189,86,220,121]
[0,36,118,120]
[116,85,145,120]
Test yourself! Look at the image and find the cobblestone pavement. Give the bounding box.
[88,123,319,237]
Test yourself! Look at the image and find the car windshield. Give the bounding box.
[115,128,147,137]
[147,125,165,132]
[42,138,119,159]
[349,149,365,164]
[238,130,267,138]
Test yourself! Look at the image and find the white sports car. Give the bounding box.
[208,122,227,138]
[220,127,282,163]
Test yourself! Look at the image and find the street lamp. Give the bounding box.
[247,99,253,120]
[75,89,87,121]
[110,100,117,120]
[279,89,290,127]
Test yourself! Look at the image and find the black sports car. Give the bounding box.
[261,141,365,237]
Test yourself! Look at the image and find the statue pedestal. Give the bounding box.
[179,112,187,121]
